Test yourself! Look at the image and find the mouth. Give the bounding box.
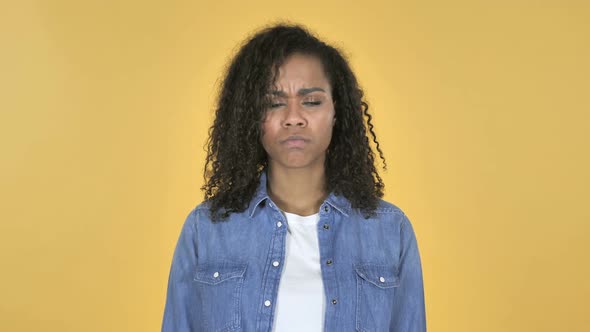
[282,139,307,148]
[281,136,309,148]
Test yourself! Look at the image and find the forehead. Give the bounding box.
[272,53,330,88]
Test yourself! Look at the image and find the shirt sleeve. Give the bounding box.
[390,212,427,332]
[161,208,200,332]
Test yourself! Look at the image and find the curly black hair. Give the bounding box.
[201,22,387,222]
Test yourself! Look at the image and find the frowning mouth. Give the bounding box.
[282,139,307,148]
[281,135,310,148]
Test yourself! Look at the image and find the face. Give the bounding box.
[260,53,336,170]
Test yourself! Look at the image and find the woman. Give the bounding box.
[162,23,426,332]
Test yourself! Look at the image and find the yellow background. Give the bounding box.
[1,1,589,331]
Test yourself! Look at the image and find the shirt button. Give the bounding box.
[324,206,329,212]
[323,224,329,230]
[264,300,271,307]
[213,271,219,278]
[272,261,280,267]
[331,299,337,305]
[326,259,333,265]
[269,202,274,208]
[277,221,282,227]
[379,276,385,283]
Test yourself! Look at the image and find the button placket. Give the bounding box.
[257,207,286,329]
[318,205,340,328]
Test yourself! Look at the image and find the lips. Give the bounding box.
[281,135,309,148]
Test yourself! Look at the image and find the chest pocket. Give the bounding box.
[354,263,400,332]
[193,261,248,332]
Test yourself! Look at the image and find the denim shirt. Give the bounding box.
[162,171,427,332]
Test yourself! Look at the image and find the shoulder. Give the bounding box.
[373,198,408,218]
[370,198,413,228]
[180,201,210,218]
[179,201,212,227]
[193,200,210,213]
[184,200,245,224]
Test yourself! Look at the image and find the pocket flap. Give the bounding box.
[354,263,400,288]
[194,262,248,285]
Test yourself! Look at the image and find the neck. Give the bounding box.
[266,164,327,216]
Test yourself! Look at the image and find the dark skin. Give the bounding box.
[260,53,336,216]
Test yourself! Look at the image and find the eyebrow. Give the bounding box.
[269,87,326,97]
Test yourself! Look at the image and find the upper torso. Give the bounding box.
[162,172,426,332]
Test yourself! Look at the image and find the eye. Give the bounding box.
[303,101,322,106]
[270,102,285,108]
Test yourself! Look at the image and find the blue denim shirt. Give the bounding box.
[162,170,426,332]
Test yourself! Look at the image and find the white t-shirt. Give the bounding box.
[272,210,325,332]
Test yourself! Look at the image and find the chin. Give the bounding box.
[282,161,311,168]
[283,156,322,169]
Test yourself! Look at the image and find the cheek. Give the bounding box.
[322,117,336,144]
[322,112,336,132]
[260,120,275,146]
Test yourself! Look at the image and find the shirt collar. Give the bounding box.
[248,169,351,219]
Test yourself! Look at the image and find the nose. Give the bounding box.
[283,100,307,128]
